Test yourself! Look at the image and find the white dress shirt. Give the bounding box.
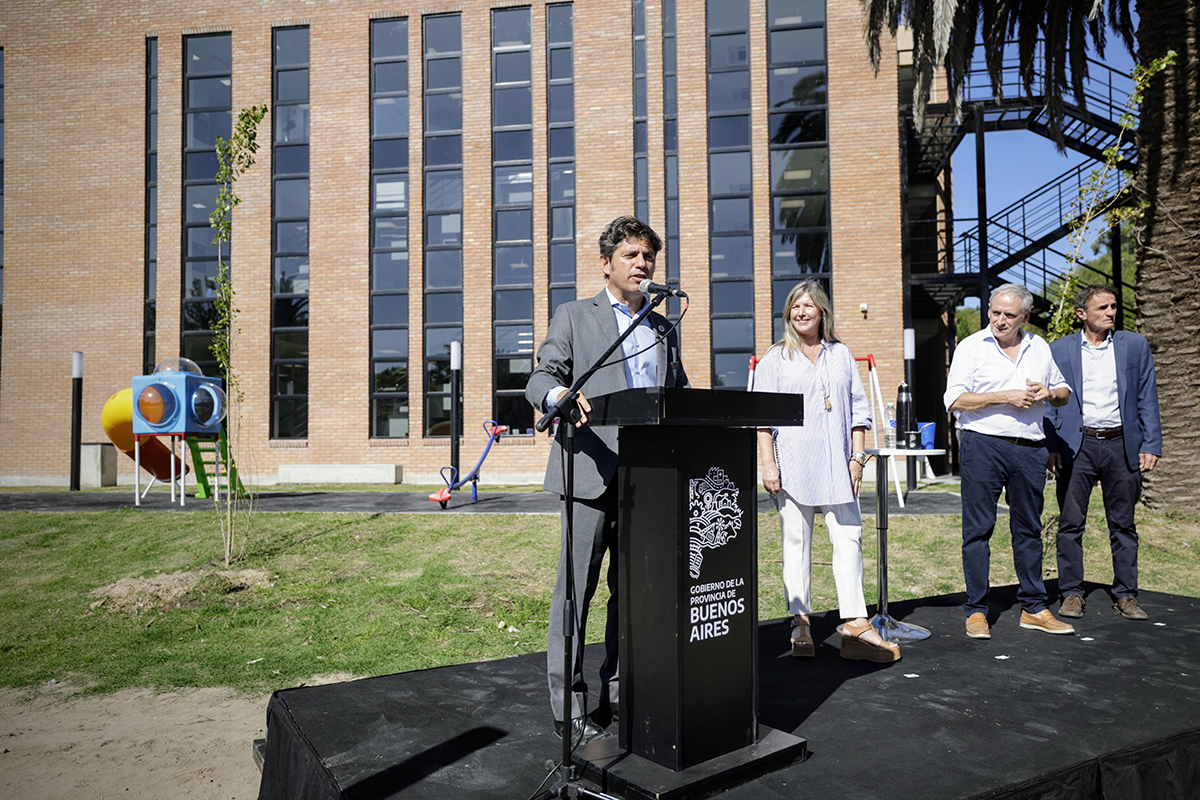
[1079,331,1122,428]
[943,326,1067,440]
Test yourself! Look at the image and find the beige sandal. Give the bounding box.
[840,619,901,663]
[790,615,815,658]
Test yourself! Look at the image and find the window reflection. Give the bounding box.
[770,148,828,192]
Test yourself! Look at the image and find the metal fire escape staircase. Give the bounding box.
[906,43,1138,323]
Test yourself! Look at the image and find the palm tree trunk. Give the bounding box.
[1134,0,1200,511]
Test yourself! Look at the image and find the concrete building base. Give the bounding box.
[277,465,404,485]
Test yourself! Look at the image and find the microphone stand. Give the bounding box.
[534,289,669,800]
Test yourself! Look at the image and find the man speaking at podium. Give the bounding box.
[526,216,689,744]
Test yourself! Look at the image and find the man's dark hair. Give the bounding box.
[1073,283,1120,312]
[598,216,662,261]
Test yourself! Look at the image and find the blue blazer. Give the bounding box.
[1044,330,1162,471]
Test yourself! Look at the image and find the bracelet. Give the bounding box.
[850,452,867,466]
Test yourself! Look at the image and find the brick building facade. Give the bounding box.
[0,0,909,486]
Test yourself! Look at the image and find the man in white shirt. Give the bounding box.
[944,283,1072,640]
[1045,285,1161,621]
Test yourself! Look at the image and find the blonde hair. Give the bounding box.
[775,280,839,357]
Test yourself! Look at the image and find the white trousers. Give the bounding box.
[777,490,868,619]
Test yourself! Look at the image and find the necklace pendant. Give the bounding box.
[824,396,832,411]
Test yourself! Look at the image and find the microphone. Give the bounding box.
[638,279,688,298]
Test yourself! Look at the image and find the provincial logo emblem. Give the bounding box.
[687,466,744,579]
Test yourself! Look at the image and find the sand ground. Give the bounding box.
[0,682,269,800]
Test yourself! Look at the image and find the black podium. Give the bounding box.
[574,387,808,797]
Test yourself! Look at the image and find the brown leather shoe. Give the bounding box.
[1114,595,1148,620]
[1060,594,1084,618]
[1020,608,1075,634]
[965,612,990,639]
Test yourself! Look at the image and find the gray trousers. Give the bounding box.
[547,481,619,721]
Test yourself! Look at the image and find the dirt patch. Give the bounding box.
[0,681,270,800]
[0,672,369,800]
[89,568,274,612]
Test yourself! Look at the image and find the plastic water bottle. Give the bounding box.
[884,402,896,449]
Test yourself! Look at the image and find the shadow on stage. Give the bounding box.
[256,584,1200,800]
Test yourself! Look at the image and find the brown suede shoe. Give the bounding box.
[1060,594,1084,618]
[965,612,990,639]
[1114,595,1148,620]
[1020,609,1075,634]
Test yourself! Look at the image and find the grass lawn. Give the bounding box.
[1,488,1196,696]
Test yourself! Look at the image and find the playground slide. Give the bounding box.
[101,388,189,481]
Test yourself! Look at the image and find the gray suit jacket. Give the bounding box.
[525,289,689,499]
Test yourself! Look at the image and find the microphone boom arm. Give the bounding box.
[535,291,669,433]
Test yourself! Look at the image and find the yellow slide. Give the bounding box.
[100,388,189,480]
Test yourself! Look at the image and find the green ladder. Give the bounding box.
[186,429,248,499]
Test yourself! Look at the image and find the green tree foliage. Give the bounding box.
[954,306,979,343]
[208,103,268,567]
[210,103,268,398]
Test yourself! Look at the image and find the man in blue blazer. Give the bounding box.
[526,216,688,744]
[1046,284,1161,621]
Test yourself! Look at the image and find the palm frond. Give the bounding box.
[931,0,959,63]
[861,0,907,73]
[948,3,981,122]
[1106,0,1136,56]
[862,0,1137,147]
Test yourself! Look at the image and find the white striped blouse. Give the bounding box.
[752,340,871,506]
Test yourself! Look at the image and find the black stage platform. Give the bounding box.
[257,584,1200,800]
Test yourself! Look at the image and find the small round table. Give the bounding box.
[866,447,947,643]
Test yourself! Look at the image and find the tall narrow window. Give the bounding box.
[370,18,410,438]
[661,0,681,310]
[492,7,535,434]
[767,0,829,339]
[707,0,754,389]
[145,40,158,376]
[423,14,463,438]
[546,4,575,318]
[272,27,310,439]
[181,34,232,376]
[632,0,649,223]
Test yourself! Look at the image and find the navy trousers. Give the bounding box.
[1055,433,1141,599]
[960,430,1050,617]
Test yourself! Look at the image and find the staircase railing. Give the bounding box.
[907,40,1137,174]
[905,41,1139,316]
[945,160,1131,294]
[956,42,1134,128]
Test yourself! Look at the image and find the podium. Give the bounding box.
[574,387,808,797]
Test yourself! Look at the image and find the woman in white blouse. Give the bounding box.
[754,281,900,663]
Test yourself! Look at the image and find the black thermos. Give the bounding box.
[896,382,915,449]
